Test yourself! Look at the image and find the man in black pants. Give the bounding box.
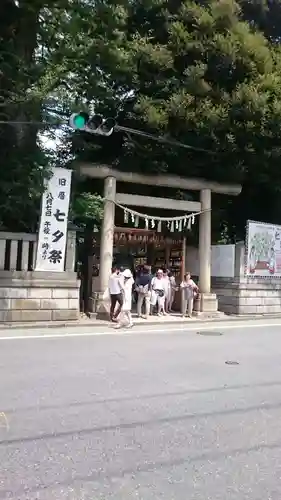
[108,266,124,321]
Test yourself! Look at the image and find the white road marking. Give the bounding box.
[0,320,280,340]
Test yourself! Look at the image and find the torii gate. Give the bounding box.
[79,163,241,314]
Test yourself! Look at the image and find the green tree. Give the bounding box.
[4,0,281,242]
[0,0,51,231]
[239,0,281,40]
[53,0,281,240]
[0,0,129,230]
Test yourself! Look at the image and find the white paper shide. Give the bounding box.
[35,167,72,272]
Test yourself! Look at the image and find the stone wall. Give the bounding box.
[0,271,80,322]
[211,241,281,315]
[212,277,281,315]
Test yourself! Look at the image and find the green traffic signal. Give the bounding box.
[73,116,85,128]
[69,112,115,135]
[73,114,87,129]
[69,112,89,129]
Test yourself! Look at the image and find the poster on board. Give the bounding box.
[245,220,281,277]
[35,167,72,272]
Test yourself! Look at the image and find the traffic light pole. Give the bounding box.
[68,112,212,153]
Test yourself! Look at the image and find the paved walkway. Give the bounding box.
[0,312,227,330]
[0,311,279,331]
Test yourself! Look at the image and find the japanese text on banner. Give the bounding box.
[35,168,72,272]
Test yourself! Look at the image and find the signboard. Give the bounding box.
[92,227,183,247]
[245,220,281,277]
[35,167,72,272]
[113,227,182,246]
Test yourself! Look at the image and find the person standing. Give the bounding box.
[163,269,171,314]
[135,265,152,319]
[151,269,166,316]
[108,266,124,321]
[116,268,134,328]
[180,272,198,318]
[168,271,177,312]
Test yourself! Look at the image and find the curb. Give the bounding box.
[0,318,204,331]
[0,313,280,331]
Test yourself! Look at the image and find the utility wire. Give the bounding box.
[115,125,213,154]
[0,120,215,154]
[0,121,56,126]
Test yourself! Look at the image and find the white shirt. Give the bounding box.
[151,277,164,290]
[180,279,197,299]
[108,272,123,295]
[170,276,177,289]
[163,276,170,294]
[122,277,134,311]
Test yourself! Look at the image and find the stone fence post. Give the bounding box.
[65,229,77,272]
[234,241,245,281]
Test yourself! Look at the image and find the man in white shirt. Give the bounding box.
[108,267,124,321]
[151,269,166,315]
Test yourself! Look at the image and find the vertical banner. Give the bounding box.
[35,167,72,272]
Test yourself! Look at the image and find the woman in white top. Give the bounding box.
[168,271,177,312]
[116,268,134,328]
[180,272,198,318]
[163,269,171,313]
[151,269,166,316]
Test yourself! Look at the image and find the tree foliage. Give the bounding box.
[2,0,281,239]
[0,0,47,230]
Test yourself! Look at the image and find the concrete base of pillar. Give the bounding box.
[193,293,219,315]
[91,292,111,320]
[96,293,110,321]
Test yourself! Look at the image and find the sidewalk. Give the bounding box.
[0,312,213,330]
[0,311,280,331]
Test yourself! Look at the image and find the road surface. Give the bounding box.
[1,319,281,499]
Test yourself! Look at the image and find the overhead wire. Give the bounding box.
[0,119,217,155]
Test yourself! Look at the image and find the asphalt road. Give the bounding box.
[1,319,281,499]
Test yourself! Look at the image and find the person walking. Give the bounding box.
[116,268,134,328]
[108,266,124,321]
[180,272,198,318]
[135,265,152,319]
[151,269,166,316]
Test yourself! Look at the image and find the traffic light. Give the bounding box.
[69,112,89,130]
[69,112,116,136]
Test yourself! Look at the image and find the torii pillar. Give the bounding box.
[78,164,242,316]
[196,188,218,314]
[99,176,116,293]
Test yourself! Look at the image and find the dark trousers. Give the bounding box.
[110,293,123,319]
